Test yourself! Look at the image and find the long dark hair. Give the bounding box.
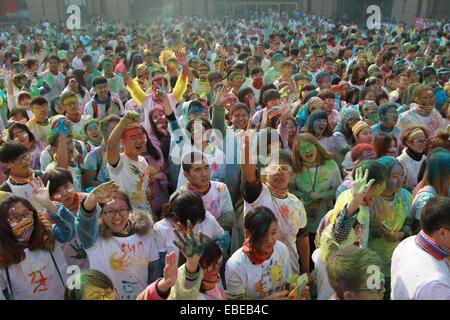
[303,110,333,137]
[141,126,161,161]
[0,197,55,268]
[8,122,37,145]
[163,190,206,227]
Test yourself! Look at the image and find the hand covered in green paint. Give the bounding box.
[309,192,323,201]
[351,167,375,202]
[173,219,205,261]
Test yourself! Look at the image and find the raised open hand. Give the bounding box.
[30,177,52,207]
[162,251,178,289]
[175,49,188,66]
[173,220,205,260]
[121,111,140,126]
[90,180,120,205]
[115,59,128,79]
[213,84,229,108]
[351,167,375,202]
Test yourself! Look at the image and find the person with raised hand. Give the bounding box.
[75,180,165,300]
[0,176,75,300]
[106,110,153,216]
[168,219,227,300]
[313,161,388,300]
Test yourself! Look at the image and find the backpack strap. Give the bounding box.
[92,100,98,119]
[5,266,14,300]
[49,250,66,289]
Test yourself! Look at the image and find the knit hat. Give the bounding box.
[352,120,370,137]
[306,97,324,110]
[339,108,361,128]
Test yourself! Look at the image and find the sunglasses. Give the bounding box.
[265,164,292,175]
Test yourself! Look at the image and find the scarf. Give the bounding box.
[415,230,450,260]
[267,184,288,199]
[9,170,35,185]
[187,181,210,195]
[242,239,274,265]
[406,147,424,162]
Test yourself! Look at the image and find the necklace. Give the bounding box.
[306,164,319,192]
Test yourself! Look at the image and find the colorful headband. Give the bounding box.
[407,127,425,140]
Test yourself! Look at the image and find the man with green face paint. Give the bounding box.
[371,103,402,146]
[101,58,128,103]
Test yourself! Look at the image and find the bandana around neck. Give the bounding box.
[415,230,450,261]
[267,184,288,199]
[187,181,210,194]
[242,239,274,265]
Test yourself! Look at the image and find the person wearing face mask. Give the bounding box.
[290,133,342,267]
[75,181,168,300]
[371,103,402,146]
[240,133,309,277]
[106,111,153,216]
[397,126,428,192]
[391,196,450,300]
[7,122,45,171]
[326,247,385,300]
[397,84,446,137]
[0,182,76,300]
[342,121,373,171]
[369,157,413,295]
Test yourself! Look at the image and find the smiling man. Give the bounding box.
[106,111,152,216]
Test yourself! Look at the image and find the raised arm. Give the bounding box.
[75,181,119,249]
[106,111,139,166]
[31,177,75,243]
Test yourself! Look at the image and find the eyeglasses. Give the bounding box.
[13,131,28,140]
[8,210,33,225]
[265,164,292,175]
[102,208,130,218]
[411,138,426,144]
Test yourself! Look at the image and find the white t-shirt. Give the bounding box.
[154,212,224,262]
[84,94,124,119]
[70,115,92,141]
[107,154,152,214]
[312,249,336,300]
[86,232,160,300]
[225,241,292,299]
[244,184,307,274]
[5,181,45,212]
[178,181,234,222]
[391,236,450,300]
[397,150,426,191]
[0,242,68,300]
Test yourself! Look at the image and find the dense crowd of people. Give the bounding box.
[0,11,449,300]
